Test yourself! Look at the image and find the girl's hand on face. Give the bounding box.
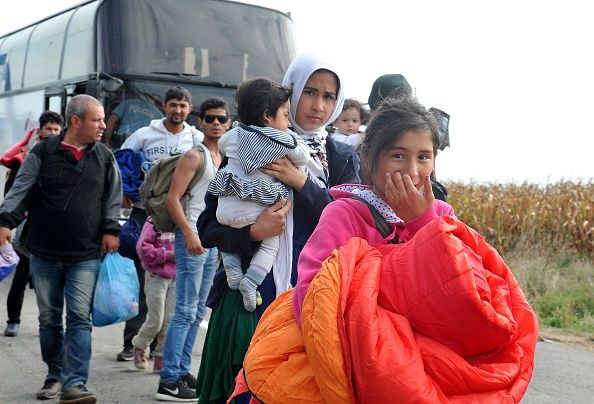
[260,156,308,192]
[384,173,434,221]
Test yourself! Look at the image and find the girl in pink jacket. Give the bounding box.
[132,216,176,372]
[292,96,456,324]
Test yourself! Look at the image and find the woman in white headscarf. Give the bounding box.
[195,54,360,403]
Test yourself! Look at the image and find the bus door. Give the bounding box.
[44,82,89,120]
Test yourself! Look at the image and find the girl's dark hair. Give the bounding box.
[360,96,441,186]
[235,77,292,126]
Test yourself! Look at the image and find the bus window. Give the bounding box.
[0,27,34,93]
[97,0,296,85]
[1,0,295,152]
[24,11,73,88]
[47,95,63,114]
[61,2,99,79]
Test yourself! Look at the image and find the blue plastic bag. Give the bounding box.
[92,252,139,327]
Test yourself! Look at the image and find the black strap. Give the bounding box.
[350,196,396,242]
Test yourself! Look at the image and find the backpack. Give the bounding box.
[350,195,397,243]
[139,144,207,232]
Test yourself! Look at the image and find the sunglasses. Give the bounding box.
[204,115,229,124]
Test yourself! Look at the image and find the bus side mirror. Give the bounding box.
[98,72,123,93]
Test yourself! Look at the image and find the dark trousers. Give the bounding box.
[123,256,149,348]
[6,251,31,324]
[121,206,155,350]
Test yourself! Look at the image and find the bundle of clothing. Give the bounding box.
[0,128,37,169]
[114,148,145,203]
[232,216,538,403]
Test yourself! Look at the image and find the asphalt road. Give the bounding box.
[0,272,593,403]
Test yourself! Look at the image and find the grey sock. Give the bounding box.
[239,265,268,312]
[239,277,258,312]
[222,253,243,290]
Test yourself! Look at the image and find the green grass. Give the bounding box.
[505,244,594,333]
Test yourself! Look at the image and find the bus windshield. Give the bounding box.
[97,0,296,86]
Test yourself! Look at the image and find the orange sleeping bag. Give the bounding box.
[242,216,538,403]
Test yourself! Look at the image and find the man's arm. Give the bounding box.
[101,152,123,253]
[101,152,123,235]
[0,152,43,239]
[166,148,205,255]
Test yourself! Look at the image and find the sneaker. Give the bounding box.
[155,379,197,402]
[36,378,62,400]
[116,346,134,361]
[4,322,19,337]
[179,373,197,390]
[153,356,163,374]
[59,385,96,404]
[133,346,149,370]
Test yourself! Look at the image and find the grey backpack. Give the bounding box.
[139,144,206,232]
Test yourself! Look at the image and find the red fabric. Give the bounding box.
[293,191,454,326]
[59,142,88,162]
[243,216,538,403]
[226,370,259,404]
[0,128,37,169]
[337,216,538,402]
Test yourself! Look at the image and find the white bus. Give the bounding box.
[0,0,296,174]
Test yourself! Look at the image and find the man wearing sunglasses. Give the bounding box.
[115,86,204,363]
[156,98,229,401]
[198,107,230,143]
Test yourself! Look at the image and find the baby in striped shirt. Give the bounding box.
[208,77,310,311]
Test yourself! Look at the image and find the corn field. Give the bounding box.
[445,180,594,259]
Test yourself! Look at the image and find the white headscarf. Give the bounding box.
[282,53,346,137]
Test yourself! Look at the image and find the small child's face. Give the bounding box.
[266,100,291,132]
[333,107,361,135]
[375,129,435,194]
[37,123,62,139]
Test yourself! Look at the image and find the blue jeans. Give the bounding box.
[29,255,100,388]
[160,230,218,384]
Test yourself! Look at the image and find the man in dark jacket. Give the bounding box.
[0,95,122,404]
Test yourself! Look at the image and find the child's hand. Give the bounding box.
[384,173,434,221]
[167,250,176,263]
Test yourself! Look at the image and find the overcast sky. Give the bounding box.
[2,0,593,184]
